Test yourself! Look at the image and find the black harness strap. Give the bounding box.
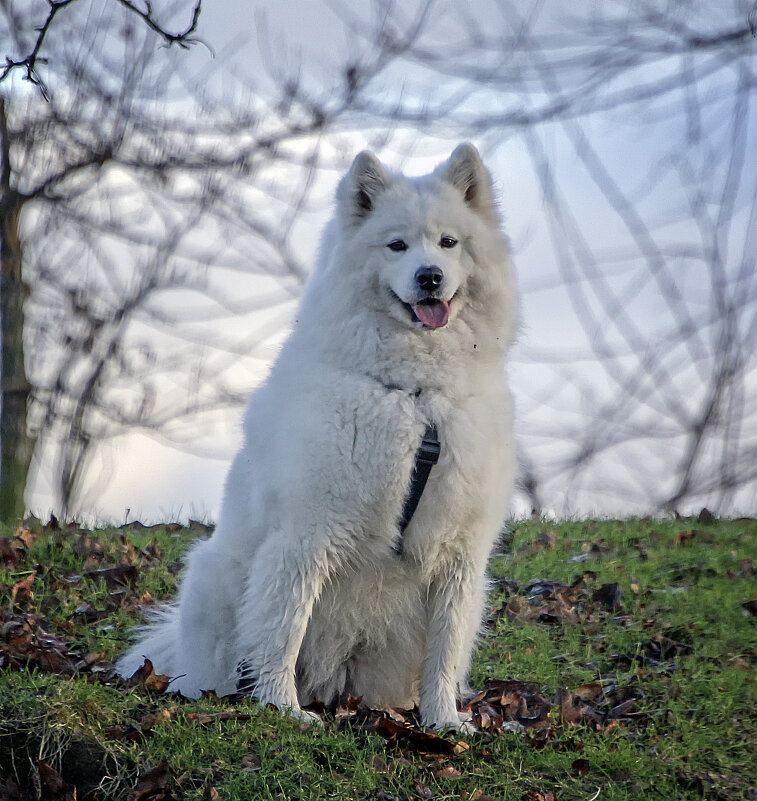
[394,423,441,555]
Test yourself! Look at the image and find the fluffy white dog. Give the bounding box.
[118,143,517,730]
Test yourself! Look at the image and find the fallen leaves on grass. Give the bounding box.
[518,530,558,554]
[3,516,754,801]
[674,529,716,545]
[462,679,551,732]
[319,673,645,755]
[604,630,695,672]
[0,612,108,677]
[0,762,79,801]
[675,766,757,801]
[126,761,179,801]
[571,758,591,774]
[84,564,139,590]
[107,703,255,743]
[432,765,461,779]
[0,601,652,753]
[492,573,627,630]
[557,684,642,730]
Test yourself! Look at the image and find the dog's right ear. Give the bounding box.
[338,151,388,223]
[442,143,497,223]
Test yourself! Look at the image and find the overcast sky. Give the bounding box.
[14,0,757,522]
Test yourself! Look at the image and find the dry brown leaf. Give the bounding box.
[37,760,76,801]
[433,765,462,779]
[571,758,591,774]
[592,582,622,610]
[374,718,457,756]
[11,572,36,606]
[466,792,496,801]
[124,658,171,693]
[571,682,603,702]
[126,760,173,801]
[105,723,149,742]
[241,754,261,772]
[558,688,584,725]
[13,527,38,548]
[675,529,715,545]
[1,618,33,650]
[85,565,138,589]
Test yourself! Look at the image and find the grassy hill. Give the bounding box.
[1,516,755,800]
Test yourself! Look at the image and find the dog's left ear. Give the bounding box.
[338,151,389,225]
[442,143,496,222]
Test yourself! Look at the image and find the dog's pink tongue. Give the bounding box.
[413,301,450,328]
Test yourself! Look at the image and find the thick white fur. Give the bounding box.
[117,144,517,729]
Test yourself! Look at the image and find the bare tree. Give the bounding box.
[0,95,30,521]
[0,1,223,521]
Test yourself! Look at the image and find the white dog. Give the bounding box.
[117,144,517,730]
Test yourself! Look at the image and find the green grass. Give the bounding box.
[1,517,755,800]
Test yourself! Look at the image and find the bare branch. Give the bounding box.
[0,0,205,99]
[113,0,205,50]
[0,0,77,100]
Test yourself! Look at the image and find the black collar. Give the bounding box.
[393,422,441,555]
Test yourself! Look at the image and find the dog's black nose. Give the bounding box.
[415,266,443,291]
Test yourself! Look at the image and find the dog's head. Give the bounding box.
[335,144,501,331]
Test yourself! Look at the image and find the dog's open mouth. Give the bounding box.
[411,298,450,328]
[391,293,451,328]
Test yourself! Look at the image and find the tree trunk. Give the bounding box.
[0,100,32,524]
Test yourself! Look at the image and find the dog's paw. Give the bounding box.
[280,704,324,727]
[455,718,478,736]
[422,709,477,735]
[433,716,477,735]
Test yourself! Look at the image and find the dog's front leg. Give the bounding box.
[235,538,325,722]
[420,557,483,731]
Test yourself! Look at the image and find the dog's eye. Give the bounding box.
[440,236,458,249]
[387,239,408,252]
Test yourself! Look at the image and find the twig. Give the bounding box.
[0,0,205,100]
[113,0,203,50]
[0,0,77,100]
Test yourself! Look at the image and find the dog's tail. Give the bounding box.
[115,604,181,683]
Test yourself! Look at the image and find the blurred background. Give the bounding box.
[1,0,755,524]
